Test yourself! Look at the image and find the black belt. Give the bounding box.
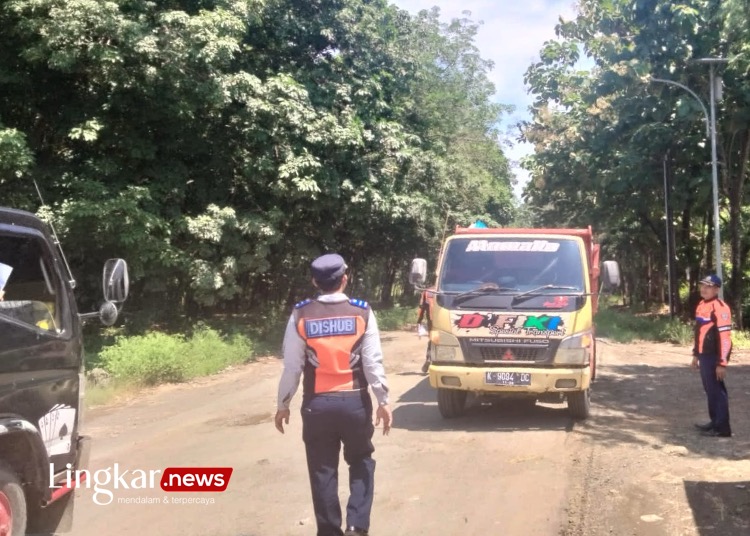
[313,389,366,397]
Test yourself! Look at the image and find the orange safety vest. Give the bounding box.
[295,298,370,396]
[694,298,732,365]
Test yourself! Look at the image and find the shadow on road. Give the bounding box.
[397,377,433,403]
[685,480,750,535]
[575,363,750,459]
[394,378,574,432]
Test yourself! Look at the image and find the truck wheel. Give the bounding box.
[437,389,467,418]
[0,466,26,536]
[567,389,591,420]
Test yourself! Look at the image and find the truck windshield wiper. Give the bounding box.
[453,284,517,304]
[511,285,581,305]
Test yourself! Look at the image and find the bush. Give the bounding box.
[595,308,692,345]
[101,332,188,385]
[374,306,416,331]
[657,319,694,346]
[100,326,253,385]
[186,326,253,377]
[732,329,750,350]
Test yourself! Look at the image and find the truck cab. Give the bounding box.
[0,208,128,535]
[410,226,620,420]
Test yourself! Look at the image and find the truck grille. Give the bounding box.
[477,346,546,362]
[458,339,557,364]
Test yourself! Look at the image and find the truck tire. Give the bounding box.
[567,389,591,420]
[437,388,467,418]
[26,488,75,535]
[0,465,27,536]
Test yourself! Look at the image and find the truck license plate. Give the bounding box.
[484,371,531,386]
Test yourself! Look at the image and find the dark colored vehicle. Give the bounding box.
[0,208,128,535]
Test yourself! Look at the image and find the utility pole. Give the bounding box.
[651,56,728,300]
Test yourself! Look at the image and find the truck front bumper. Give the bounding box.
[428,364,591,393]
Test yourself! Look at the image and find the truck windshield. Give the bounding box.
[438,237,585,306]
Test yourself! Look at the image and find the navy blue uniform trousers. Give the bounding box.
[698,354,731,435]
[301,392,375,536]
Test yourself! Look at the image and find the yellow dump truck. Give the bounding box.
[410,225,620,419]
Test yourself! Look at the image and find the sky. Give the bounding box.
[390,0,580,199]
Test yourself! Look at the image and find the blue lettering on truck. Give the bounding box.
[305,317,357,338]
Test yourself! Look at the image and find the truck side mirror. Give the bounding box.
[103,259,129,303]
[602,260,621,289]
[409,258,427,286]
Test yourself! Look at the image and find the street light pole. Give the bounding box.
[651,57,728,299]
[697,58,728,300]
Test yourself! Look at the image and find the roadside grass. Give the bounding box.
[374,305,416,331]
[85,325,254,408]
[85,306,414,408]
[596,307,693,345]
[100,326,254,386]
[85,382,141,408]
[732,329,750,349]
[596,307,750,349]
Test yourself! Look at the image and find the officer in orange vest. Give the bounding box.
[275,253,392,536]
[692,274,732,437]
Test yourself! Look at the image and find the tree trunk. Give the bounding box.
[379,258,397,307]
[647,251,653,307]
[676,199,693,316]
[728,132,750,329]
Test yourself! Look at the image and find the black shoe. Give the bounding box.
[701,429,732,437]
[694,422,714,432]
[345,528,368,536]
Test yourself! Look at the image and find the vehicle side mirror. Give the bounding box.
[103,259,129,303]
[99,301,119,327]
[602,260,621,289]
[409,258,427,287]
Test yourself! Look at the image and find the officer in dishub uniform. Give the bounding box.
[275,253,392,536]
[692,274,733,437]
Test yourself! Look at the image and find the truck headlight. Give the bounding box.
[555,331,592,365]
[435,346,457,361]
[431,331,462,362]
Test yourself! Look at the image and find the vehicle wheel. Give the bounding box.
[26,487,75,535]
[437,388,467,418]
[0,465,27,536]
[567,389,591,420]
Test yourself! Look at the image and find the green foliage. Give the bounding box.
[100,326,253,385]
[0,127,32,177]
[731,328,750,350]
[373,306,416,331]
[0,0,515,320]
[185,326,254,377]
[522,0,750,323]
[595,308,693,345]
[101,332,188,385]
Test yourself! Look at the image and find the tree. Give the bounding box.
[522,0,750,322]
[0,0,515,325]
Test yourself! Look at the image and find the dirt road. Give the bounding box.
[70,331,750,536]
